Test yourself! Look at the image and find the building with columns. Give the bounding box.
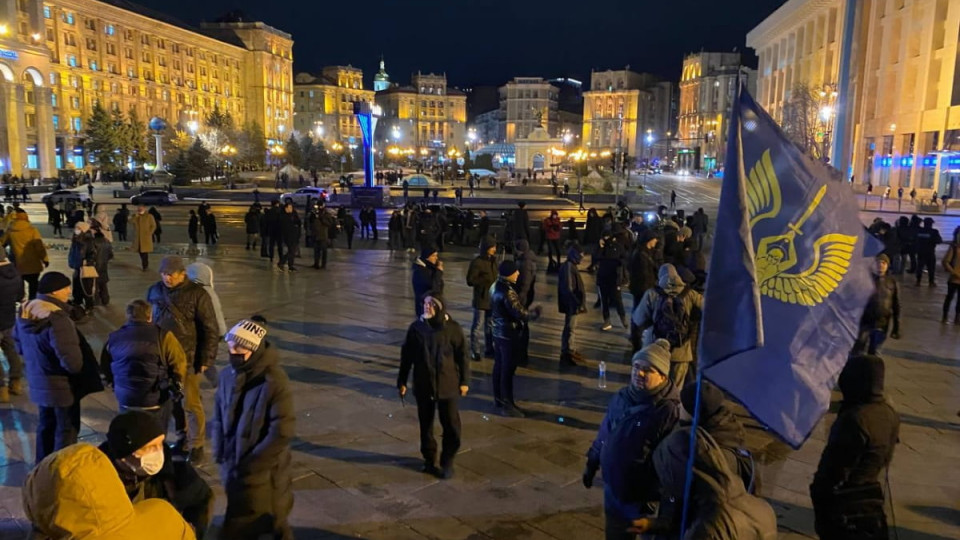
[293,66,374,143]
[677,52,755,171]
[0,1,292,178]
[499,77,559,142]
[374,71,467,158]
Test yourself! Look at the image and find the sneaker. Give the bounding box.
[188,447,205,464]
[9,378,23,396]
[601,322,613,331]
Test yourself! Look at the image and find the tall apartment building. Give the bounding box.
[0,1,292,177]
[499,77,558,142]
[374,71,467,156]
[293,66,374,143]
[677,52,755,171]
[582,69,675,160]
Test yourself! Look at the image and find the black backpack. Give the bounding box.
[652,287,691,349]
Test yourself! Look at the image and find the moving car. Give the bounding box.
[40,190,90,205]
[130,190,178,206]
[280,186,328,205]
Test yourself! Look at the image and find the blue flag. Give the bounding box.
[700,86,880,448]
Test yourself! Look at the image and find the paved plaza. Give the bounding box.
[0,215,958,539]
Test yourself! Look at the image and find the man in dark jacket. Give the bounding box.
[244,206,260,250]
[412,245,444,317]
[514,239,536,366]
[277,202,301,272]
[398,295,469,479]
[512,201,530,241]
[466,236,498,361]
[811,355,899,540]
[582,339,680,540]
[262,200,282,263]
[557,244,586,366]
[596,233,627,331]
[99,411,213,538]
[146,256,219,463]
[853,254,901,355]
[629,230,659,310]
[0,249,24,402]
[310,203,337,269]
[214,320,294,540]
[112,205,128,241]
[915,217,942,286]
[101,299,187,432]
[16,272,86,462]
[490,261,541,417]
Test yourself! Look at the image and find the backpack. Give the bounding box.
[652,287,691,349]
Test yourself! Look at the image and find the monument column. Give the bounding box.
[34,87,57,178]
[0,82,27,175]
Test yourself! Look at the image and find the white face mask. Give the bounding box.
[128,449,164,476]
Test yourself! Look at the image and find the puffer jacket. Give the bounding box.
[490,277,533,340]
[212,341,294,529]
[100,321,187,408]
[146,280,219,371]
[1,212,48,274]
[398,312,470,400]
[15,296,83,407]
[632,264,703,363]
[23,443,196,540]
[466,237,498,310]
[0,260,22,330]
[187,263,227,336]
[859,273,900,333]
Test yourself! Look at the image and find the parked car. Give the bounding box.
[130,190,178,206]
[401,174,437,187]
[41,190,90,205]
[280,186,328,205]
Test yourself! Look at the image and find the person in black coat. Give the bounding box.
[512,201,530,241]
[596,233,627,331]
[276,202,301,272]
[629,231,659,311]
[67,222,98,311]
[398,295,469,479]
[490,261,542,417]
[214,320,294,540]
[915,217,942,286]
[187,210,199,244]
[244,206,260,250]
[558,244,586,365]
[811,355,899,540]
[262,201,282,263]
[0,250,24,401]
[852,254,901,355]
[466,236,498,361]
[91,228,113,307]
[340,210,358,249]
[148,207,162,243]
[412,246,444,317]
[112,206,128,241]
[99,411,213,538]
[203,213,218,245]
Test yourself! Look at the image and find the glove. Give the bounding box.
[582,463,598,489]
[529,305,543,321]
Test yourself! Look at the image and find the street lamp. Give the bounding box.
[187,120,198,134]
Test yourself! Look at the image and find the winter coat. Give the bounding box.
[23,443,196,540]
[557,258,585,315]
[466,246,498,310]
[514,239,536,307]
[244,210,260,234]
[543,216,562,241]
[633,265,703,363]
[16,296,85,407]
[490,277,533,340]
[2,213,48,274]
[130,212,156,253]
[584,212,603,247]
[915,225,942,254]
[398,314,469,400]
[100,321,187,408]
[412,258,444,317]
[310,209,337,243]
[512,208,530,240]
[278,211,301,244]
[859,273,900,333]
[146,280,219,371]
[942,242,960,285]
[341,213,358,234]
[188,215,199,236]
[92,235,114,280]
[148,208,163,234]
[595,239,624,288]
[0,260,23,330]
[629,245,659,300]
[203,215,218,236]
[261,207,281,238]
[91,211,113,242]
[212,341,294,535]
[67,232,97,271]
[187,263,227,337]
[112,211,128,235]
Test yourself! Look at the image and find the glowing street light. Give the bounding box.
[0,24,8,36]
[187,120,198,134]
[819,105,834,121]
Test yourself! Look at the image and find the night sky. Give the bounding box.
[135,0,786,87]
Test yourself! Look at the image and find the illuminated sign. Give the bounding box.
[0,50,18,60]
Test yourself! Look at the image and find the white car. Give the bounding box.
[41,190,91,205]
[280,186,328,205]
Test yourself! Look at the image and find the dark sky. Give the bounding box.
[137,0,786,87]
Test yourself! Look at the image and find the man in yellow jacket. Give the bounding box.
[0,209,48,299]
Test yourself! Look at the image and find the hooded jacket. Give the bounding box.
[398,311,470,400]
[309,208,337,243]
[466,237,498,310]
[632,264,703,363]
[514,239,536,307]
[23,443,196,540]
[187,263,227,337]
[16,296,84,407]
[0,259,22,330]
[412,258,444,317]
[1,212,48,274]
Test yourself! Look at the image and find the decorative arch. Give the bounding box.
[0,62,13,82]
[532,153,545,170]
[22,67,44,86]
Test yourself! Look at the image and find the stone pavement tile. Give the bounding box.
[458,514,564,540]
[525,510,605,540]
[401,515,486,540]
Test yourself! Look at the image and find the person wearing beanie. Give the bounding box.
[513,238,537,366]
[412,244,444,317]
[67,217,98,312]
[631,263,704,388]
[583,338,681,538]
[0,208,48,299]
[466,235,499,360]
[214,319,294,540]
[628,230,660,311]
[18,271,101,462]
[398,293,470,479]
[557,243,587,366]
[131,204,157,271]
[146,256,220,464]
[852,253,901,355]
[97,411,214,538]
[915,216,942,286]
[490,258,542,417]
[811,355,899,540]
[0,247,24,402]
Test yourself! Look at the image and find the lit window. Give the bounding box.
[49,73,56,85]
[52,115,59,130]
[105,24,115,36]
[67,55,77,67]
[64,13,74,25]
[43,6,50,18]
[51,92,57,107]
[72,117,82,132]
[90,61,97,71]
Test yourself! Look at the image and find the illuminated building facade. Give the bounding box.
[0,0,292,177]
[293,66,374,143]
[499,77,558,142]
[374,71,467,157]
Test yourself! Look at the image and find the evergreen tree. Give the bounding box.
[186,138,213,180]
[300,135,315,169]
[126,109,150,167]
[314,139,330,170]
[239,121,267,167]
[86,101,119,172]
[168,150,191,185]
[205,104,233,132]
[285,133,303,169]
[111,109,132,168]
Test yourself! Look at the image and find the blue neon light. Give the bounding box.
[0,50,18,60]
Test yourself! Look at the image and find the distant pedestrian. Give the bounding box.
[557,244,586,366]
[466,236,498,361]
[0,248,24,402]
[941,226,960,324]
[915,217,942,286]
[2,209,48,299]
[131,205,156,271]
[669,190,677,209]
[148,207,163,243]
[412,246,444,317]
[340,210,358,249]
[188,210,199,244]
[67,222,97,312]
[91,224,113,307]
[203,213,218,245]
[50,207,63,238]
[310,204,336,269]
[490,260,541,417]
[852,254,900,355]
[276,202,301,272]
[112,205,128,241]
[244,206,261,250]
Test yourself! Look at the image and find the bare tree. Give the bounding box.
[781,83,824,160]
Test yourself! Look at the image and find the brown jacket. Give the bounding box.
[130,212,156,253]
[1,213,48,275]
[942,243,960,285]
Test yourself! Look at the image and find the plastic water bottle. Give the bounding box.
[598,361,607,389]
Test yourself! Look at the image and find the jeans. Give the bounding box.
[415,395,461,467]
[36,402,80,463]
[268,236,282,261]
[599,284,626,324]
[944,282,960,322]
[852,328,888,356]
[246,233,259,248]
[492,337,521,406]
[0,327,24,384]
[205,231,217,245]
[470,309,492,357]
[173,370,205,451]
[95,277,110,306]
[313,240,329,268]
[189,231,199,244]
[562,313,579,354]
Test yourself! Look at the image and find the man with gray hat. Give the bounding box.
[852,253,901,355]
[582,339,680,540]
[146,256,219,463]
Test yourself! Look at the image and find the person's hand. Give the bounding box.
[437,261,444,271]
[581,465,596,488]
[199,366,208,374]
[628,518,652,534]
[577,305,588,314]
[530,305,543,320]
[43,261,49,268]
[399,385,407,397]
[459,385,469,397]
